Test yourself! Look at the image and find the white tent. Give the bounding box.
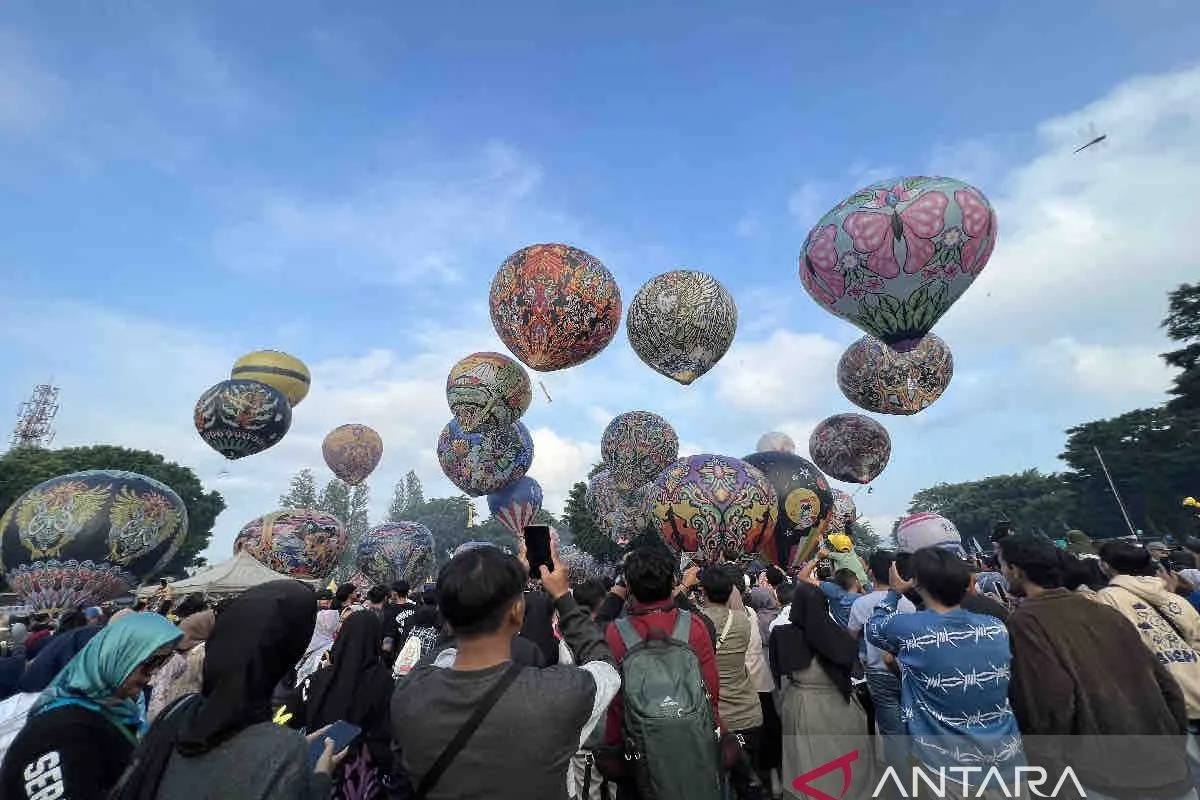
[137,551,320,599]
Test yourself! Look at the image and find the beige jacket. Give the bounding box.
[1096,575,1200,718]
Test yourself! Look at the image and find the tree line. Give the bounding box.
[906,283,1200,545]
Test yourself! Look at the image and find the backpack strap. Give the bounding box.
[670,610,692,645]
[615,617,644,651]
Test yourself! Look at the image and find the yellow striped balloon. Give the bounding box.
[231,350,310,407]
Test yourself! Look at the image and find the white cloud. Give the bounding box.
[734,213,762,239]
[714,330,844,416]
[0,29,64,135]
[526,427,601,514]
[1027,337,1175,400]
[213,142,580,286]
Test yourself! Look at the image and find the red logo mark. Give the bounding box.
[791,749,859,800]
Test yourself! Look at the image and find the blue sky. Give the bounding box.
[2,1,1199,558]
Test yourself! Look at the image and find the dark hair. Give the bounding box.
[391,580,411,598]
[420,588,439,606]
[315,589,333,602]
[1171,550,1198,570]
[334,583,357,603]
[367,585,389,605]
[437,547,526,637]
[410,604,442,630]
[700,566,735,604]
[833,568,860,591]
[1185,537,1200,557]
[776,582,795,607]
[912,547,970,606]
[174,593,207,619]
[572,579,607,613]
[990,521,1014,543]
[998,534,1063,589]
[764,566,786,588]
[624,547,676,603]
[133,600,148,612]
[1061,553,1108,591]
[1100,541,1156,576]
[57,610,87,632]
[868,551,896,585]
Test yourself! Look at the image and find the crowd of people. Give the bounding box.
[3,525,1200,799]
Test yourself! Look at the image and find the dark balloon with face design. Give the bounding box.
[742,451,834,569]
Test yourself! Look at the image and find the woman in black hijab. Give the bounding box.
[112,580,342,800]
[283,610,394,800]
[768,582,873,794]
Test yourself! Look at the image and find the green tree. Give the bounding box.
[563,481,622,560]
[849,518,883,553]
[1163,282,1200,414]
[906,469,1077,546]
[1061,408,1200,539]
[387,480,408,522]
[405,496,472,563]
[348,483,371,540]
[278,468,317,508]
[317,479,351,525]
[0,445,224,579]
[405,471,425,509]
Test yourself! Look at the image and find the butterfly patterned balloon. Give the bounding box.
[489,243,622,371]
[798,176,997,346]
[586,470,652,547]
[755,431,796,455]
[234,509,347,579]
[743,452,833,568]
[626,270,738,385]
[446,352,532,433]
[487,476,544,536]
[0,470,188,611]
[437,419,534,497]
[647,455,778,565]
[825,489,859,536]
[809,413,892,484]
[194,379,291,460]
[601,411,680,492]
[322,424,384,486]
[838,333,954,415]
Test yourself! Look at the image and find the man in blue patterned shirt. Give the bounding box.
[867,547,1023,789]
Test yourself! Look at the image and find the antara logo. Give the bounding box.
[792,751,1089,799]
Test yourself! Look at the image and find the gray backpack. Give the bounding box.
[615,610,722,800]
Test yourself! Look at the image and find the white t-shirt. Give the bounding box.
[848,589,915,671]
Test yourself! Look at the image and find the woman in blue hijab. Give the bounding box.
[0,612,180,800]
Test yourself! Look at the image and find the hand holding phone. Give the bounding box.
[307,720,361,772]
[523,525,553,580]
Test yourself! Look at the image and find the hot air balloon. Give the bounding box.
[559,543,604,582]
[453,540,501,557]
[446,352,532,432]
[809,413,892,484]
[743,452,833,568]
[322,424,384,486]
[895,512,964,554]
[194,379,291,460]
[489,243,622,371]
[0,470,188,611]
[756,431,796,455]
[626,270,738,385]
[233,509,347,579]
[647,455,777,565]
[825,488,859,535]
[798,176,997,347]
[487,476,544,536]
[437,419,534,497]
[838,333,954,415]
[346,522,435,588]
[231,349,311,407]
[586,470,652,546]
[601,411,680,492]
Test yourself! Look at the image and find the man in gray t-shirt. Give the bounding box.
[846,551,914,768]
[392,545,619,800]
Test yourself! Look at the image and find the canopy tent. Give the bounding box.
[136,551,320,599]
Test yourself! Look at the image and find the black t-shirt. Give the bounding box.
[383,601,418,648]
[962,592,1010,621]
[1,704,135,800]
